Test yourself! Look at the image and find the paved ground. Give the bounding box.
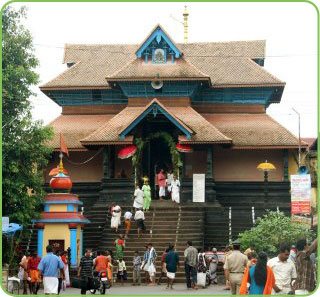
[55,284,231,296]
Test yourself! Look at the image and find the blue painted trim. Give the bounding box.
[45,89,128,107]
[37,229,44,257]
[43,201,83,205]
[136,27,181,58]
[80,228,83,258]
[44,205,50,211]
[253,58,265,66]
[192,86,276,106]
[67,205,75,211]
[151,48,155,64]
[70,228,77,266]
[119,102,192,139]
[32,219,91,224]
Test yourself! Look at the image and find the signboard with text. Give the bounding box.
[290,174,311,214]
[193,174,205,202]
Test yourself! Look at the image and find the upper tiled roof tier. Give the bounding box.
[107,58,210,81]
[41,40,284,89]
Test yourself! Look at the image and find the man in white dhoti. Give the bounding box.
[111,205,121,233]
[133,186,144,209]
[38,245,64,294]
[170,176,180,203]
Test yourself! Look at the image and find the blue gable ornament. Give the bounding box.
[136,25,182,64]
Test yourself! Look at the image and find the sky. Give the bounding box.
[8,1,318,138]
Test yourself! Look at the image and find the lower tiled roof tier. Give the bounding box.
[202,113,306,149]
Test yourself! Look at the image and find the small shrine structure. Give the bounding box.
[33,159,90,268]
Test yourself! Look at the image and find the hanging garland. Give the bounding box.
[132,132,182,185]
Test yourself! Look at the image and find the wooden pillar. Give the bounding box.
[207,146,213,179]
[110,146,115,178]
[103,147,111,178]
[283,149,289,181]
[180,153,185,178]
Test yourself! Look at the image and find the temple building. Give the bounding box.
[40,23,307,252]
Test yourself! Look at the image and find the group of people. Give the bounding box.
[132,169,181,212]
[155,169,181,203]
[222,238,317,295]
[18,246,69,295]
[77,242,158,293]
[109,204,146,238]
[80,240,215,292]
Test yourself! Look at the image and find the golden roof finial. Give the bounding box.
[183,6,189,43]
[59,152,64,173]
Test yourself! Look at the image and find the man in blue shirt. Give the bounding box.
[165,244,179,289]
[38,245,65,294]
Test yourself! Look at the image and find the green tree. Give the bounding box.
[2,6,53,264]
[239,210,315,256]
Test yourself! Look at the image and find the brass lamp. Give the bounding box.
[257,160,276,206]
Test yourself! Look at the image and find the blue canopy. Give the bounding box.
[2,223,23,237]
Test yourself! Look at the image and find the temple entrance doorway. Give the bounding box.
[141,135,172,199]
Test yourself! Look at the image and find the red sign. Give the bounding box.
[291,201,311,214]
[290,174,311,215]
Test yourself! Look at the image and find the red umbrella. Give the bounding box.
[49,167,68,176]
[118,145,137,159]
[176,144,193,153]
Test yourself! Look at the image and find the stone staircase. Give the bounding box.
[83,201,205,283]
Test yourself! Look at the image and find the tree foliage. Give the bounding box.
[239,210,315,256]
[2,6,53,229]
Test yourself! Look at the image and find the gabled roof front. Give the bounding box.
[80,100,232,146]
[119,98,194,139]
[135,24,182,58]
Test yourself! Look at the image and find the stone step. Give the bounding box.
[84,231,204,238]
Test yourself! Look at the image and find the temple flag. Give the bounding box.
[60,133,69,156]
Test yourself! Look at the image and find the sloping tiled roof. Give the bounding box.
[107,58,209,81]
[81,104,231,145]
[44,193,80,202]
[48,109,305,149]
[202,113,307,148]
[167,107,231,144]
[301,138,316,148]
[48,114,115,149]
[35,212,90,223]
[80,107,143,145]
[41,39,283,89]
[183,56,282,86]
